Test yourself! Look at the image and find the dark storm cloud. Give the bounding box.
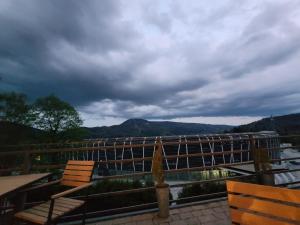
[0,0,208,106]
[1,0,300,126]
[0,1,138,100]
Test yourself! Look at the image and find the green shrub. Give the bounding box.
[177,181,226,204]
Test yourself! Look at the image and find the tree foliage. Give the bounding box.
[0,92,32,125]
[32,95,83,137]
[0,92,85,143]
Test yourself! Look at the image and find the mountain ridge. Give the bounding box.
[2,113,300,144]
[83,118,233,138]
[231,113,300,134]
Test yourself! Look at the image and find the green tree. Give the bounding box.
[0,92,32,125]
[32,95,83,140]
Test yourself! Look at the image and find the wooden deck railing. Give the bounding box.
[1,132,300,224]
[0,132,283,174]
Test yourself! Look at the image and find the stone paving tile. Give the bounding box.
[152,215,171,224]
[170,208,180,215]
[131,213,155,221]
[191,210,203,217]
[109,217,132,225]
[184,217,200,225]
[90,200,230,225]
[199,215,219,224]
[179,207,191,213]
[169,221,186,225]
[169,214,181,222]
[191,204,206,211]
[180,212,193,219]
[122,223,137,225]
[139,220,155,225]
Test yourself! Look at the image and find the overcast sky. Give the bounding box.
[1,0,300,127]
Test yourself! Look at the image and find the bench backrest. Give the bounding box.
[226,180,300,225]
[61,160,95,187]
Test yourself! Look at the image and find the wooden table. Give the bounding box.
[0,173,51,214]
[0,173,51,199]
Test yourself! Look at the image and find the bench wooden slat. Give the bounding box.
[15,197,84,225]
[15,211,47,225]
[42,199,83,209]
[62,174,91,182]
[228,194,300,222]
[40,199,83,210]
[58,197,84,203]
[61,180,88,187]
[56,197,84,205]
[26,208,59,218]
[33,206,64,215]
[53,200,80,208]
[67,160,95,166]
[37,203,72,213]
[40,201,74,210]
[230,209,294,225]
[226,181,300,204]
[65,165,94,171]
[62,161,94,187]
[63,170,92,176]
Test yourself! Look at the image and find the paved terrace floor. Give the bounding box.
[89,200,230,225]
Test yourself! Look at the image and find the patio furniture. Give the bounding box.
[0,173,51,200]
[226,180,300,224]
[0,173,51,225]
[14,160,95,225]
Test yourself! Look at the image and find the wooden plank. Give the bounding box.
[40,202,74,212]
[67,160,95,166]
[58,197,84,204]
[56,198,84,206]
[39,198,82,209]
[230,209,294,225]
[226,181,300,204]
[54,200,80,208]
[25,208,55,218]
[37,203,71,213]
[228,194,300,222]
[65,165,94,171]
[63,170,92,176]
[55,202,82,208]
[15,211,47,225]
[62,175,91,182]
[33,206,63,215]
[41,201,75,210]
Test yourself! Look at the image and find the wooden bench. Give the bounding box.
[226,181,300,225]
[14,160,95,225]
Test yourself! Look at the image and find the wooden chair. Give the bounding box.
[226,180,300,225]
[14,160,95,225]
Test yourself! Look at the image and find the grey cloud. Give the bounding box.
[1,0,300,124]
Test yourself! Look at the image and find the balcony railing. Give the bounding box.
[0,132,300,224]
